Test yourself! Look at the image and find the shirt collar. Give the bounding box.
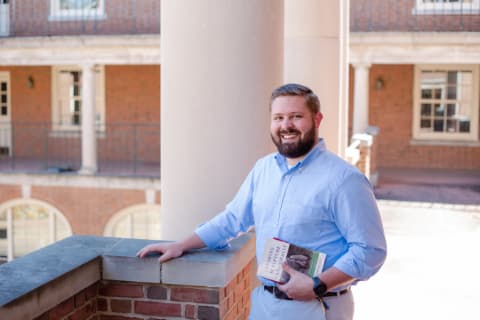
[274,138,326,171]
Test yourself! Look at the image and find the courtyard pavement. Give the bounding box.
[354,168,480,320]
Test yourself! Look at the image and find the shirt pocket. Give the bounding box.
[278,201,334,244]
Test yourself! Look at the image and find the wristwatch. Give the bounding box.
[312,276,328,299]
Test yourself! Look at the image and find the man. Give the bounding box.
[137,83,387,320]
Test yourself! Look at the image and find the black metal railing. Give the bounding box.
[0,0,160,37]
[0,122,160,178]
[351,0,480,32]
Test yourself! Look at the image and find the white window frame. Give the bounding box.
[51,65,105,134]
[413,0,480,15]
[49,0,106,21]
[104,204,161,240]
[413,64,479,142]
[0,199,72,262]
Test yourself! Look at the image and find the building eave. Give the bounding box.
[0,34,161,65]
[349,32,480,64]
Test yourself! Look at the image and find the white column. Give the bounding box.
[161,0,284,240]
[352,63,371,134]
[284,0,349,157]
[79,63,97,175]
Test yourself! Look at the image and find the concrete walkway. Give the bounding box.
[374,168,480,205]
[353,200,480,320]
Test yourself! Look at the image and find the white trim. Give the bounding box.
[412,64,479,142]
[104,204,161,239]
[0,198,72,261]
[349,32,480,65]
[0,1,9,36]
[413,0,480,15]
[49,0,106,21]
[0,35,161,66]
[51,65,105,132]
[0,71,11,156]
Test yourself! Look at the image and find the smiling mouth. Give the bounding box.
[279,130,300,142]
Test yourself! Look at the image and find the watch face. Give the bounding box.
[313,278,327,297]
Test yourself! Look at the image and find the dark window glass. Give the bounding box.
[73,114,80,125]
[1,94,6,103]
[446,120,457,132]
[421,89,432,99]
[0,83,6,91]
[1,106,7,115]
[433,119,444,132]
[447,86,457,99]
[446,104,456,117]
[421,104,431,116]
[420,119,431,129]
[459,121,470,133]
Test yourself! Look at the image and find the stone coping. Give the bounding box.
[0,232,256,307]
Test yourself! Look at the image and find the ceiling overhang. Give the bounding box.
[0,35,160,65]
[350,32,480,65]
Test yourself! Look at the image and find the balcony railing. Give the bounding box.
[0,122,160,178]
[0,0,160,38]
[351,0,480,32]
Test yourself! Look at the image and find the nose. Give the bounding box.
[281,117,294,129]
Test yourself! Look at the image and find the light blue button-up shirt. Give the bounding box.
[196,139,387,287]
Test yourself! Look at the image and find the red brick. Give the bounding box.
[32,312,49,320]
[134,301,181,317]
[99,316,143,320]
[197,305,220,320]
[49,297,74,319]
[74,291,86,307]
[99,282,144,298]
[70,301,95,320]
[86,283,99,299]
[185,304,196,319]
[111,299,132,313]
[97,298,108,311]
[170,287,219,304]
[146,285,168,300]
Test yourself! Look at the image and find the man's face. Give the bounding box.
[270,96,322,160]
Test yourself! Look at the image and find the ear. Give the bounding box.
[314,112,323,128]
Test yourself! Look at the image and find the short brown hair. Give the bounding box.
[270,83,321,114]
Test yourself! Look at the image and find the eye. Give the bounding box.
[272,115,283,121]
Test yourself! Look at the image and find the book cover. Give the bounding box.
[257,238,326,283]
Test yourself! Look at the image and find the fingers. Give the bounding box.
[136,243,163,258]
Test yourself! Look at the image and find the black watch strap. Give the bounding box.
[312,276,328,298]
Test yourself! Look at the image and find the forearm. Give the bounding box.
[179,233,207,251]
[319,267,354,291]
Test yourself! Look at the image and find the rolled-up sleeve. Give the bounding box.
[331,173,387,280]
[195,169,256,250]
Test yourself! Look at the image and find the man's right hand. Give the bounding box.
[136,242,185,263]
[136,234,207,263]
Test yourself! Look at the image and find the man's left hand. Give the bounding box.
[277,262,317,301]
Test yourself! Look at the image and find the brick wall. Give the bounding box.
[367,64,480,170]
[351,0,480,32]
[0,64,160,163]
[9,0,160,37]
[34,260,255,320]
[32,185,148,235]
[33,283,99,320]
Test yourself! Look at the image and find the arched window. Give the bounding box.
[104,204,161,239]
[0,199,72,263]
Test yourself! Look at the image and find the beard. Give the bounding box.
[271,125,317,159]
